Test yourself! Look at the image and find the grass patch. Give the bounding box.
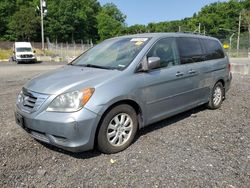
[0,49,12,60]
[35,48,57,56]
[0,48,57,60]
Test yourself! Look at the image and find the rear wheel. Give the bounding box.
[207,82,224,109]
[97,104,138,154]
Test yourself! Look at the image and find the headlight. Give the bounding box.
[16,90,23,104]
[16,55,21,58]
[46,88,95,112]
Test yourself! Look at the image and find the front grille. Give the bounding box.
[20,54,33,58]
[22,90,37,109]
[18,88,49,113]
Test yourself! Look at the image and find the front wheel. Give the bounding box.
[207,82,224,109]
[97,104,138,154]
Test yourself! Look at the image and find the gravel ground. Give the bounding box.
[0,61,249,188]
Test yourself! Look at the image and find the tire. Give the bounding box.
[97,104,138,154]
[207,82,224,109]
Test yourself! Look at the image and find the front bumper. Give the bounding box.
[15,106,101,152]
[16,57,37,62]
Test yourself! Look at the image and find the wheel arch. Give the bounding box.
[216,79,225,87]
[94,99,143,148]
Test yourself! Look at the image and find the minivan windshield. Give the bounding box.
[72,37,150,70]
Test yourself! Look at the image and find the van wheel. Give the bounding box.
[97,104,138,154]
[207,82,224,109]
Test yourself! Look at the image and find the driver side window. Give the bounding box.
[147,37,180,69]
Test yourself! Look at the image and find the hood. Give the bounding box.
[24,65,119,95]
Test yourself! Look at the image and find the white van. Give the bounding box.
[12,42,37,64]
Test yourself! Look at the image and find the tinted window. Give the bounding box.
[147,38,179,69]
[176,37,204,64]
[203,39,225,60]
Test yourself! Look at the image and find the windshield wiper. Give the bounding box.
[75,64,116,70]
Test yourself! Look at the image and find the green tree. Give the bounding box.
[190,1,243,38]
[7,6,40,41]
[97,3,126,41]
[45,0,101,43]
[243,0,250,10]
[0,0,16,40]
[124,24,147,34]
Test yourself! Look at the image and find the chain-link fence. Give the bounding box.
[46,39,93,62]
[218,32,250,58]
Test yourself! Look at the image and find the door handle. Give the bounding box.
[188,69,197,74]
[176,71,184,77]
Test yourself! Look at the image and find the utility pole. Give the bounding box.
[230,33,235,57]
[40,0,47,51]
[237,12,242,57]
[179,26,181,32]
[247,23,250,57]
[198,23,201,33]
[249,24,250,57]
[40,0,44,50]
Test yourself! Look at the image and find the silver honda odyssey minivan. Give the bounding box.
[15,33,232,154]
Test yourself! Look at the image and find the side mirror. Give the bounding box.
[139,56,161,72]
[147,57,161,70]
[33,50,36,53]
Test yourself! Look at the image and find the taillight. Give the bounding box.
[228,63,231,72]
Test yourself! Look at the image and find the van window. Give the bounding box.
[147,38,179,69]
[176,37,204,64]
[202,39,225,60]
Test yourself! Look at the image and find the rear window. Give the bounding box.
[176,37,204,64]
[202,39,225,60]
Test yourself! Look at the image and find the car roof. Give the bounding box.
[15,42,32,48]
[116,32,217,41]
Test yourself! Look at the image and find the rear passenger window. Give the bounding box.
[203,39,225,60]
[176,38,204,64]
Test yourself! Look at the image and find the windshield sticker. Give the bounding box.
[135,41,144,46]
[130,38,148,42]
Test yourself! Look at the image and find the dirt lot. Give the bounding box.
[0,61,249,188]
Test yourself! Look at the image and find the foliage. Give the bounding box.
[242,9,250,29]
[0,0,101,43]
[124,0,245,40]
[97,3,126,41]
[0,0,17,40]
[7,6,40,41]
[121,0,250,49]
[45,0,101,43]
[0,0,250,44]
